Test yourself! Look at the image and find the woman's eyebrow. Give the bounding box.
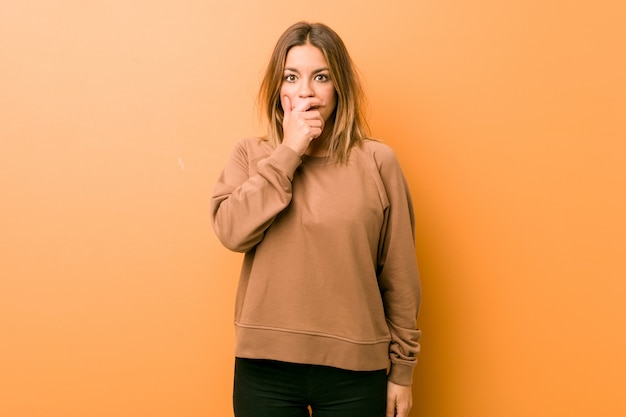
[284,67,329,74]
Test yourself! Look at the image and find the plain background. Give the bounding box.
[1,1,625,416]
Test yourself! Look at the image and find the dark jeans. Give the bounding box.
[233,358,387,417]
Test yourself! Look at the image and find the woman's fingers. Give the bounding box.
[281,96,325,155]
[282,95,293,117]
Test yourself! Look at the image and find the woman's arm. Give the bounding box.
[210,140,301,252]
[374,144,422,387]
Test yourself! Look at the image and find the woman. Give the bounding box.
[211,21,421,417]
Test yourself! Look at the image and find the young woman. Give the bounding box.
[211,21,421,417]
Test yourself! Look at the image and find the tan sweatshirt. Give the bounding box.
[211,137,421,386]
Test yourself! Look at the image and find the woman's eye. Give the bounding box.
[315,74,329,82]
[284,74,297,82]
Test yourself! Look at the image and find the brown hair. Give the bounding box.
[257,22,369,163]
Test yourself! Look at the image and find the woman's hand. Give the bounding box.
[281,95,325,156]
[386,381,413,417]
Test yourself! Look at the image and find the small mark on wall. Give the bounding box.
[177,157,185,172]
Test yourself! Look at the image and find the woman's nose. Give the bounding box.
[298,80,314,97]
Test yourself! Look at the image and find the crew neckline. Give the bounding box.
[301,154,333,166]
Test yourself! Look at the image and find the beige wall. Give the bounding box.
[1,1,625,416]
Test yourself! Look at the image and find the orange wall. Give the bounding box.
[1,1,625,416]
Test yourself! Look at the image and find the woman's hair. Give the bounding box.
[258,22,369,163]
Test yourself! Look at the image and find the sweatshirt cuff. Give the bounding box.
[387,362,415,386]
[269,144,302,179]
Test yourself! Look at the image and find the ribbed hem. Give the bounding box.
[387,362,415,386]
[270,144,302,178]
[235,324,390,372]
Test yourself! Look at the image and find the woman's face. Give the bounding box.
[280,44,337,122]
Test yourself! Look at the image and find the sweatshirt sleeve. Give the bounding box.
[210,140,302,252]
[375,145,422,386]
